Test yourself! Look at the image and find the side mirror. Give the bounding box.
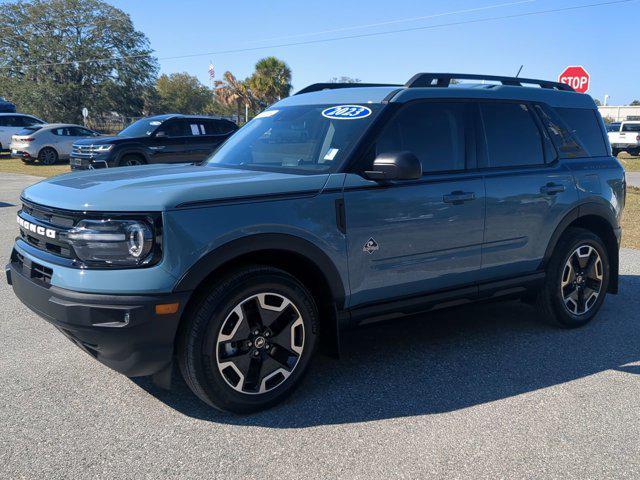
[365,151,422,181]
[155,130,167,138]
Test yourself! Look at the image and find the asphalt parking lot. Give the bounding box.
[1,172,640,479]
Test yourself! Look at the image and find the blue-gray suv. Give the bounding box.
[6,73,625,413]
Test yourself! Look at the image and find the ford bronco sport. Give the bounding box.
[6,73,625,413]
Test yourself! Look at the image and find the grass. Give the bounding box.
[0,152,70,178]
[618,152,640,172]
[621,187,640,249]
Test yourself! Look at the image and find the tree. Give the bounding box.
[215,57,292,122]
[248,57,292,109]
[215,71,256,123]
[594,99,602,106]
[328,76,361,83]
[154,73,211,114]
[0,0,158,123]
[631,100,640,106]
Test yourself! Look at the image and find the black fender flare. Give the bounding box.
[542,201,620,292]
[172,233,347,308]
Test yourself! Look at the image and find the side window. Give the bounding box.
[158,120,189,137]
[51,128,68,136]
[0,116,17,126]
[215,120,237,135]
[480,103,544,167]
[555,108,608,157]
[535,105,587,158]
[187,122,206,136]
[375,102,467,173]
[18,116,43,126]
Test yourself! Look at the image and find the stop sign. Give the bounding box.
[558,66,590,93]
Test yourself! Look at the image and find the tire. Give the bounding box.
[178,265,319,414]
[536,227,609,328]
[118,154,145,167]
[38,147,58,165]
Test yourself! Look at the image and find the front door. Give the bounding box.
[147,119,188,163]
[344,101,485,307]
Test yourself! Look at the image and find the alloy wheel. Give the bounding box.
[560,244,603,316]
[216,292,305,395]
[39,148,57,165]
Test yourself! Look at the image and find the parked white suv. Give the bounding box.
[10,124,101,165]
[608,121,640,156]
[0,113,45,151]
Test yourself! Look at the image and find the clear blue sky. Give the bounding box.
[16,0,640,104]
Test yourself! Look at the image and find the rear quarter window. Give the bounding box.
[555,107,607,157]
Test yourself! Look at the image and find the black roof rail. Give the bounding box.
[405,73,573,91]
[295,82,402,95]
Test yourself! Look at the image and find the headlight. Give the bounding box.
[67,219,156,267]
[94,144,113,152]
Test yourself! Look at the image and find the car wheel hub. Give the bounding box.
[560,245,603,316]
[216,292,305,395]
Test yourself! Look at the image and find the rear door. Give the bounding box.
[184,119,215,162]
[478,101,578,282]
[344,101,485,307]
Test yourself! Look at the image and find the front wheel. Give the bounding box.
[178,266,319,413]
[536,228,609,328]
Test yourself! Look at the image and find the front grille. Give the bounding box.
[12,249,53,286]
[19,200,81,259]
[71,145,99,156]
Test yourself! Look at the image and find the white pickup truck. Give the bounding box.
[607,121,640,156]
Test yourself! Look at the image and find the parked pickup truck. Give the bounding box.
[608,121,640,156]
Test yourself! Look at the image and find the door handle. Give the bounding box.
[443,191,476,204]
[540,183,565,195]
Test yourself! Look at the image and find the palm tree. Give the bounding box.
[248,57,292,109]
[215,71,256,123]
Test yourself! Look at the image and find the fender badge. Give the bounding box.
[363,238,379,254]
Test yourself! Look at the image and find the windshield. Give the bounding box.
[204,104,383,173]
[118,117,164,137]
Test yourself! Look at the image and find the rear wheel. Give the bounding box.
[178,266,319,413]
[119,154,145,167]
[536,228,609,328]
[38,147,58,165]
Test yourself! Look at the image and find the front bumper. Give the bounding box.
[70,154,113,170]
[6,260,190,377]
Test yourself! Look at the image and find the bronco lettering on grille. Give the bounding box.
[17,216,57,239]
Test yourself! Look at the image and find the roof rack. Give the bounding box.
[295,82,401,95]
[405,73,573,91]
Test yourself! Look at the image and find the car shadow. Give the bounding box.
[132,274,640,427]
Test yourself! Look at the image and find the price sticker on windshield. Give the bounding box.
[322,105,372,120]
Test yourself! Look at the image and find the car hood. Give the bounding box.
[74,135,122,145]
[22,164,331,211]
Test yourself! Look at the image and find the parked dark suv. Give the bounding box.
[70,114,238,169]
[7,73,625,414]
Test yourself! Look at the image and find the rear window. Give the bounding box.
[622,123,640,132]
[480,102,544,167]
[17,126,42,135]
[555,108,607,157]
